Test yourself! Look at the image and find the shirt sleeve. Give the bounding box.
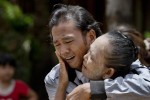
[17,80,29,97]
[45,75,57,100]
[90,81,106,100]
[44,64,60,100]
[90,60,150,100]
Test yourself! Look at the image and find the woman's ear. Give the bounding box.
[86,29,96,44]
[102,68,115,79]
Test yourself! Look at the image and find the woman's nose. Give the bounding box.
[83,54,87,61]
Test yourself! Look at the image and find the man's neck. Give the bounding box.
[68,67,76,82]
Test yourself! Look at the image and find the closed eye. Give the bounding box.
[54,43,60,47]
[65,40,73,43]
[55,44,60,47]
[89,50,94,61]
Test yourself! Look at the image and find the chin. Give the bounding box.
[82,69,89,78]
[82,71,102,80]
[70,63,82,70]
[69,65,80,71]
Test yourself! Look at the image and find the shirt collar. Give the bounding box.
[75,70,89,83]
[75,70,83,80]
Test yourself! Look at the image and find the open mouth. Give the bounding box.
[65,56,75,61]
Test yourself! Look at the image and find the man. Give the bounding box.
[45,4,150,100]
[45,4,101,100]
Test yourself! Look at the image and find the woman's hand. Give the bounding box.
[54,51,69,100]
[67,83,91,100]
[55,51,69,87]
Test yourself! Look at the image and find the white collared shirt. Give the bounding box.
[44,64,89,100]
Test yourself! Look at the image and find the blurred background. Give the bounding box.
[0,0,150,100]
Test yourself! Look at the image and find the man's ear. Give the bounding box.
[102,68,115,79]
[86,29,96,44]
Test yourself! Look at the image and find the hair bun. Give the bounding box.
[116,30,139,62]
[52,4,67,11]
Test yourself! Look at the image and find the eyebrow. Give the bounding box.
[53,35,74,43]
[62,35,74,41]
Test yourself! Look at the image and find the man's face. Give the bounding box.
[0,64,14,82]
[82,35,109,80]
[52,20,92,70]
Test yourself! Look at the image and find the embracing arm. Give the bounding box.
[67,60,150,100]
[90,60,150,99]
[67,83,91,100]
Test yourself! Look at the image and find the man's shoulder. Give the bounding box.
[44,64,60,85]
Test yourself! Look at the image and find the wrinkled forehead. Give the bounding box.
[52,21,78,36]
[52,20,76,30]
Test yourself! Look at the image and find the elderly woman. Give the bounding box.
[55,30,150,100]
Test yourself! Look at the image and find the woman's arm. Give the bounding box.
[67,60,150,100]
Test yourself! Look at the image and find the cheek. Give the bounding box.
[86,60,94,71]
[0,71,4,77]
[0,69,5,74]
[75,45,87,58]
[88,60,101,75]
[0,69,3,73]
[54,45,61,53]
[72,38,88,54]
[9,69,15,75]
[5,69,14,75]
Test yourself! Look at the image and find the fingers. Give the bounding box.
[55,51,67,72]
[55,51,65,65]
[67,93,79,100]
[66,94,73,100]
[55,51,69,85]
[66,88,78,100]
[66,93,71,100]
[55,51,62,61]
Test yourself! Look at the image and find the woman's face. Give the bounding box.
[82,35,110,80]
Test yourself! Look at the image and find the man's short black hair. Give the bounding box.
[49,4,102,39]
[0,53,16,68]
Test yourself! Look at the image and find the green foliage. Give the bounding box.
[0,0,34,82]
[144,31,150,38]
[0,0,33,32]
